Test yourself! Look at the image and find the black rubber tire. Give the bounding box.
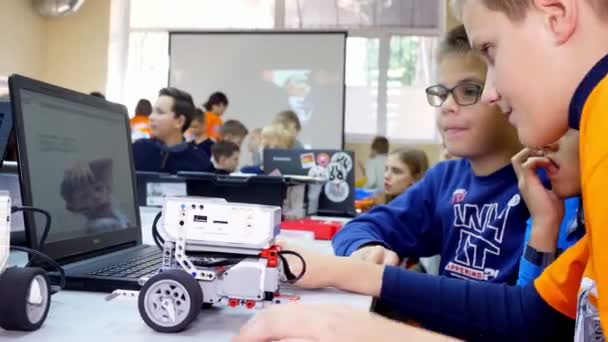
[138,270,203,333]
[0,267,51,331]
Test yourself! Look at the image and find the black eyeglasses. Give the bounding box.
[425,83,483,107]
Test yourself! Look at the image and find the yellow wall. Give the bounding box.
[44,0,111,93]
[0,0,110,92]
[0,0,47,79]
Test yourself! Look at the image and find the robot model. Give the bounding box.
[0,191,52,331]
[137,197,305,333]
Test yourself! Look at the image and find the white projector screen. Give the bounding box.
[169,32,346,149]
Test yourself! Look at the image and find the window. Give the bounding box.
[284,0,440,31]
[345,37,379,137]
[115,0,442,143]
[130,0,275,30]
[386,35,438,142]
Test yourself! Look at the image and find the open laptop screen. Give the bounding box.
[12,79,140,260]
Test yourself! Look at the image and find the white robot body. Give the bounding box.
[136,197,295,333]
[161,197,281,253]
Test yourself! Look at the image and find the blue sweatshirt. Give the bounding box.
[132,138,213,174]
[379,268,574,341]
[517,196,584,286]
[333,159,531,284]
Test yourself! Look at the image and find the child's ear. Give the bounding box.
[533,0,577,45]
[176,114,186,131]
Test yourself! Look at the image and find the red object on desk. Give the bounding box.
[280,218,344,240]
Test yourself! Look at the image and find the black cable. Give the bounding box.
[152,211,164,250]
[9,206,66,291]
[9,245,66,290]
[11,206,51,253]
[278,250,307,283]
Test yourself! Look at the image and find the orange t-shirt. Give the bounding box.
[535,56,608,340]
[205,111,222,140]
[130,115,151,139]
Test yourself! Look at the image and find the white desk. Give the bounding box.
[1,207,373,341]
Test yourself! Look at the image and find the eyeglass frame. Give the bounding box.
[425,82,484,107]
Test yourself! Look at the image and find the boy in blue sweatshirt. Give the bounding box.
[332,24,527,285]
[132,87,213,174]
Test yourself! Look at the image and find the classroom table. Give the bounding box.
[0,207,373,341]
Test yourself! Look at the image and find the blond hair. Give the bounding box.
[451,0,607,21]
[272,110,302,132]
[261,124,296,149]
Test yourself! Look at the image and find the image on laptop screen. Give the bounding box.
[18,89,138,243]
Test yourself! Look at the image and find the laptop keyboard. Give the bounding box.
[88,250,163,279]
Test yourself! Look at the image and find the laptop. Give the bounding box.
[9,74,161,292]
[263,149,356,217]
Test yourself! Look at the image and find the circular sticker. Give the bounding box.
[324,182,350,203]
[317,153,330,168]
[330,152,353,173]
[327,162,346,184]
[308,165,328,180]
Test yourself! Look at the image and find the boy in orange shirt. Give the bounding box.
[202,91,228,140]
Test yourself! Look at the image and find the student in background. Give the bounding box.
[241,123,296,174]
[246,128,263,166]
[377,148,429,204]
[132,87,213,174]
[363,136,389,190]
[188,108,214,158]
[203,91,229,140]
[219,119,249,147]
[272,110,304,149]
[211,141,240,175]
[130,98,152,141]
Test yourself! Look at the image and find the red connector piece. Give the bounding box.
[259,245,280,268]
[245,300,256,309]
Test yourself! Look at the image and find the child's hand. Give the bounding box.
[277,240,336,289]
[247,128,262,153]
[233,303,459,342]
[351,245,400,266]
[512,148,564,230]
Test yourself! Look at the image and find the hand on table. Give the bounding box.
[232,303,459,342]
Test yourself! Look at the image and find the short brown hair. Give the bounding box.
[371,136,389,155]
[158,87,195,133]
[273,110,302,132]
[220,120,249,138]
[212,141,240,161]
[438,24,475,62]
[391,148,430,181]
[451,0,607,21]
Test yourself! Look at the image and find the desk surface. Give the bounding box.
[1,208,373,341]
